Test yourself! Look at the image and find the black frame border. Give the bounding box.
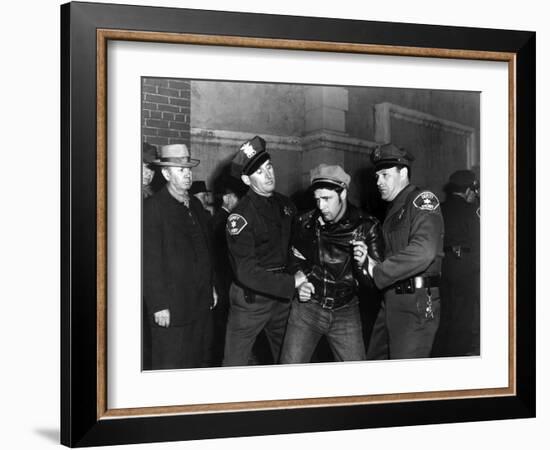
[61,1,535,447]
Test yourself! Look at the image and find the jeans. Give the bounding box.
[280,298,366,364]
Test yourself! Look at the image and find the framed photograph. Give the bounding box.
[61,1,535,447]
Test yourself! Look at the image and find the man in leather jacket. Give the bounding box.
[280,164,384,363]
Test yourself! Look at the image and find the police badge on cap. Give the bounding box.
[231,136,271,176]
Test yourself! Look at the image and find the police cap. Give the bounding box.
[371,143,414,170]
[231,136,271,176]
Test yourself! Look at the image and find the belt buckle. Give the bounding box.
[322,297,335,309]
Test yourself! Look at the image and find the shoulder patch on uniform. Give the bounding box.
[476,207,480,218]
[227,213,248,235]
[413,191,440,212]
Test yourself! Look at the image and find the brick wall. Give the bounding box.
[142,78,190,148]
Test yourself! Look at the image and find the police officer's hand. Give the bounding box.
[352,240,369,267]
[154,309,170,327]
[211,287,218,310]
[365,254,377,278]
[297,281,315,302]
[294,270,307,288]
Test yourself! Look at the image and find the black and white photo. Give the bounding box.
[140,77,481,370]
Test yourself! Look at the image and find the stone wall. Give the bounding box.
[142,78,480,211]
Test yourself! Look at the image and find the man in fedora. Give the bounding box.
[143,143,217,370]
[360,143,444,359]
[223,135,307,366]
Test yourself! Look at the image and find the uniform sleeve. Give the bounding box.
[354,219,384,287]
[226,215,296,300]
[373,207,443,290]
[287,211,311,276]
[142,200,171,315]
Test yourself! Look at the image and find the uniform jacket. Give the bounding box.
[292,203,384,296]
[143,186,214,326]
[373,184,444,290]
[226,189,297,301]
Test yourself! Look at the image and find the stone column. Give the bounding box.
[302,86,349,184]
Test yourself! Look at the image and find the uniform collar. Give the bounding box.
[248,189,277,208]
[390,184,415,207]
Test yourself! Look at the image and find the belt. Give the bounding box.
[444,245,471,257]
[310,291,355,310]
[392,275,440,295]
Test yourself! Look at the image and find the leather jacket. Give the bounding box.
[292,204,384,302]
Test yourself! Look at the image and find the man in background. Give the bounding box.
[142,142,157,199]
[432,169,480,357]
[208,181,241,365]
[190,180,215,215]
[143,143,217,369]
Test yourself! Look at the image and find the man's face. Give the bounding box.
[163,166,193,192]
[242,159,275,196]
[142,163,154,186]
[464,187,477,204]
[314,188,346,223]
[223,192,239,211]
[375,166,408,201]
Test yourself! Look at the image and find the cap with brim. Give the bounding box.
[310,164,351,190]
[152,143,199,168]
[243,151,270,176]
[371,143,414,170]
[231,136,271,176]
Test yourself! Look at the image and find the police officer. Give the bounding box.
[360,143,444,359]
[223,136,307,366]
[432,170,480,357]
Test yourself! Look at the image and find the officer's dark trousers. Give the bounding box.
[367,287,440,359]
[223,284,290,366]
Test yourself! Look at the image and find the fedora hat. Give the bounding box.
[152,143,200,168]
